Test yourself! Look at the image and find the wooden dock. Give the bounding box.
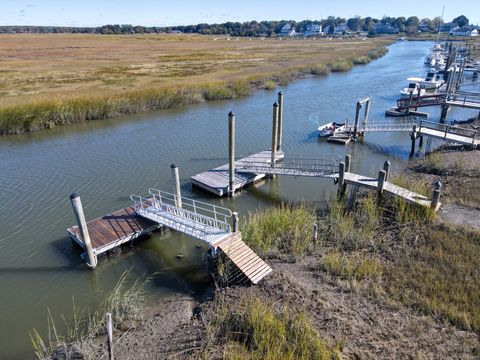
[418,127,480,146]
[67,206,160,256]
[191,150,284,196]
[214,233,272,284]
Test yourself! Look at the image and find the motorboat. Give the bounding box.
[318,122,346,137]
[420,70,444,89]
[400,80,426,97]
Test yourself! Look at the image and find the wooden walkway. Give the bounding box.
[418,127,480,146]
[343,172,440,210]
[215,233,272,284]
[67,207,160,255]
[191,150,284,196]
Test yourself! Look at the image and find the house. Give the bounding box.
[449,26,479,36]
[332,23,350,35]
[373,23,400,35]
[418,22,430,32]
[279,24,296,37]
[439,22,455,33]
[304,24,323,37]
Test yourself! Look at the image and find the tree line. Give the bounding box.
[0,15,471,36]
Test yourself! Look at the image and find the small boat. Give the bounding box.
[420,70,444,90]
[318,122,346,137]
[400,80,426,97]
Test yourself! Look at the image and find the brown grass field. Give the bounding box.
[0,34,391,133]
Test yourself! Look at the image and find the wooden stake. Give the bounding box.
[170,164,182,208]
[431,180,442,210]
[228,112,235,196]
[338,162,346,196]
[410,125,417,157]
[106,312,113,360]
[232,212,239,233]
[277,92,284,151]
[377,170,386,196]
[383,160,391,181]
[353,101,362,139]
[345,154,351,173]
[271,102,279,166]
[70,193,97,268]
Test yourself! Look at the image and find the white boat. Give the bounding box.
[420,70,444,90]
[400,80,426,97]
[318,122,346,137]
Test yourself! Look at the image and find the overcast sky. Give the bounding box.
[2,0,479,27]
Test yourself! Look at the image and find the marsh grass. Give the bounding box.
[353,56,371,65]
[30,270,149,359]
[241,203,316,258]
[320,251,383,280]
[309,64,330,76]
[329,60,354,72]
[210,295,340,360]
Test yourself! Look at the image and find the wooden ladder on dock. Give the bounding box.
[214,233,272,284]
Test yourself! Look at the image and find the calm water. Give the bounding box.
[1,41,478,358]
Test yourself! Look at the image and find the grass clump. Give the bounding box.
[263,80,277,90]
[353,56,371,65]
[384,223,480,333]
[320,251,383,280]
[211,295,339,360]
[241,204,316,258]
[309,64,330,76]
[367,46,389,59]
[329,60,353,72]
[30,270,149,359]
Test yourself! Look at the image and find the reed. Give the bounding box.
[329,60,354,72]
[309,64,330,76]
[353,56,371,65]
[320,251,383,280]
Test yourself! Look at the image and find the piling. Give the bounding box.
[362,99,371,129]
[313,223,318,249]
[406,92,414,115]
[277,92,284,151]
[410,125,417,157]
[70,193,97,268]
[170,164,182,208]
[345,154,351,173]
[232,212,239,233]
[377,170,386,197]
[419,135,424,148]
[353,101,362,139]
[440,104,449,122]
[271,102,279,166]
[338,162,346,196]
[430,180,442,210]
[383,160,391,181]
[228,111,235,196]
[106,313,114,360]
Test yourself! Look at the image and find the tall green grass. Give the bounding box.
[329,60,354,72]
[320,251,383,280]
[210,295,340,360]
[30,270,149,359]
[241,203,317,258]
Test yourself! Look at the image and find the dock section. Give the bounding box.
[67,206,160,256]
[191,150,284,196]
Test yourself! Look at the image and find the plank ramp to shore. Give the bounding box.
[67,207,160,255]
[214,233,272,284]
[190,150,284,196]
[343,172,439,210]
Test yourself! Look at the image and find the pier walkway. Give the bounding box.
[417,120,479,146]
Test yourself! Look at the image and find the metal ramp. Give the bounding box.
[446,93,480,110]
[352,119,417,133]
[417,120,479,146]
[235,153,340,178]
[131,189,233,245]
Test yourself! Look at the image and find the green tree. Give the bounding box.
[452,15,469,27]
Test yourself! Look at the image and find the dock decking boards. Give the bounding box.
[418,127,480,146]
[191,150,284,196]
[67,207,160,255]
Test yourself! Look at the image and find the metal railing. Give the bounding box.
[419,120,478,144]
[353,119,417,133]
[446,93,480,108]
[235,154,340,177]
[130,190,232,243]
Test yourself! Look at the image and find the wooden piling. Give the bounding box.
[313,223,318,248]
[353,101,362,139]
[410,125,417,157]
[383,160,391,181]
[277,92,284,151]
[106,312,113,360]
[70,193,97,268]
[232,212,239,233]
[228,111,235,196]
[170,164,182,208]
[271,102,279,166]
[362,99,371,129]
[345,154,351,173]
[338,162,346,196]
[431,180,442,210]
[419,135,424,148]
[406,91,414,115]
[377,170,386,196]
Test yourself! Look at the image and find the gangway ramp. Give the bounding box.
[130,189,272,284]
[417,120,479,146]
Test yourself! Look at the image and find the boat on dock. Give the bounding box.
[317,122,347,137]
[400,80,426,97]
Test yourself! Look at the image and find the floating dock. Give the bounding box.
[67,206,160,256]
[191,150,284,196]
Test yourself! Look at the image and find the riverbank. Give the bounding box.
[0,34,390,135]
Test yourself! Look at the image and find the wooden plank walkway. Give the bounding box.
[418,128,480,146]
[191,150,284,196]
[446,99,480,110]
[215,233,272,284]
[67,207,160,255]
[343,172,439,210]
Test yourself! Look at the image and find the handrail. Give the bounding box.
[419,120,477,136]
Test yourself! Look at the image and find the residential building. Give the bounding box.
[304,24,323,37]
[279,24,296,36]
[373,23,400,35]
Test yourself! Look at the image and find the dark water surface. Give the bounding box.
[1,41,478,358]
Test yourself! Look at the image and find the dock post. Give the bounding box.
[228,111,235,196]
[232,212,239,233]
[106,313,113,360]
[338,162,346,196]
[410,125,417,158]
[277,92,284,151]
[362,98,371,129]
[345,154,351,173]
[170,164,182,208]
[430,180,442,210]
[383,160,391,181]
[377,170,386,197]
[406,92,414,115]
[419,135,424,148]
[353,101,362,140]
[440,104,449,122]
[70,193,97,268]
[313,223,318,249]
[271,102,279,166]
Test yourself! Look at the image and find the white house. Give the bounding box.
[450,27,479,36]
[331,23,350,35]
[304,24,323,37]
[279,24,296,37]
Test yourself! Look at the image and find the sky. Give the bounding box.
[1,0,480,27]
